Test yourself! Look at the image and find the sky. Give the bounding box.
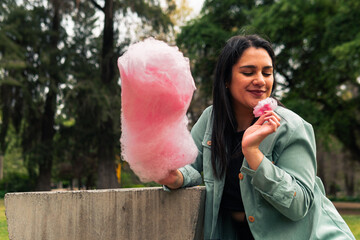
[187,0,204,15]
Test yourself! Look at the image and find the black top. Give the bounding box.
[220,130,246,211]
[220,117,258,212]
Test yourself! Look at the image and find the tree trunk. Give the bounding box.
[36,0,61,190]
[0,85,10,181]
[343,154,355,197]
[344,172,355,197]
[316,143,326,189]
[101,0,114,85]
[328,151,339,196]
[36,161,53,190]
[0,155,3,180]
[97,127,118,189]
[96,0,118,189]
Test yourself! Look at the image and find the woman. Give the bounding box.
[158,35,355,240]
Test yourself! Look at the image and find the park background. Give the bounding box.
[1,0,360,239]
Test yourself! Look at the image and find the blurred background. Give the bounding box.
[0,0,360,202]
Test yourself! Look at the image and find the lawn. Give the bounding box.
[343,215,360,239]
[0,198,359,239]
[0,199,8,240]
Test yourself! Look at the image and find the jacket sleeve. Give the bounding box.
[179,106,212,187]
[241,120,317,221]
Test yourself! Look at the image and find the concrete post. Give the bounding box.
[5,186,205,240]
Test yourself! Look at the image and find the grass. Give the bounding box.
[0,198,359,240]
[0,199,8,240]
[343,215,360,239]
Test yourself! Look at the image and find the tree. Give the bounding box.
[176,0,265,122]
[0,0,27,180]
[250,0,360,195]
[1,0,176,190]
[54,2,102,189]
[35,0,65,190]
[250,0,360,155]
[0,1,70,190]
[177,0,360,195]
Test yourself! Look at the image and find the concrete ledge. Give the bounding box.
[333,202,360,215]
[5,186,206,240]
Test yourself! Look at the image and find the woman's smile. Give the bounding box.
[247,89,267,97]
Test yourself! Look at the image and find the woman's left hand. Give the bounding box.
[242,111,281,170]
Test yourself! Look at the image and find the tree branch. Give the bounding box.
[90,0,104,12]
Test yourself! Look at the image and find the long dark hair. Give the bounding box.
[211,34,277,179]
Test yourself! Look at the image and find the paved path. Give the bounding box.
[333,202,360,215]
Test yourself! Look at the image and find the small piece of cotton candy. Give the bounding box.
[253,97,278,117]
[117,38,198,182]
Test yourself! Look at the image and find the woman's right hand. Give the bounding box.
[157,169,184,190]
[242,111,281,170]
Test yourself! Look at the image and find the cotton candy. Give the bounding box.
[117,38,198,182]
[253,97,278,117]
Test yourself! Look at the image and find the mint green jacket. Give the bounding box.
[179,106,355,240]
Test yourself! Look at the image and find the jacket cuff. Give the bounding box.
[243,156,296,208]
[179,165,202,187]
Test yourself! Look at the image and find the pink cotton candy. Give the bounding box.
[253,97,278,117]
[117,38,198,182]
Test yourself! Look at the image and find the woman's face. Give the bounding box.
[228,47,274,114]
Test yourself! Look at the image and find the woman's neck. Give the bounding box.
[233,105,254,132]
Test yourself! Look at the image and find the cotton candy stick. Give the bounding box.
[118,38,198,182]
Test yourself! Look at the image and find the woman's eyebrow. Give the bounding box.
[239,65,256,69]
[263,66,273,70]
[239,65,273,69]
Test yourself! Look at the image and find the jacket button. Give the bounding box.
[207,140,211,146]
[238,173,244,180]
[248,216,255,223]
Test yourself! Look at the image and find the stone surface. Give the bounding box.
[5,186,205,240]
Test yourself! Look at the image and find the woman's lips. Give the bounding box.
[248,90,266,97]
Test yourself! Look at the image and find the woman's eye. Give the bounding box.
[242,72,253,76]
[263,72,272,77]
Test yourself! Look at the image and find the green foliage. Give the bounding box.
[0,1,70,189]
[120,163,161,188]
[124,0,174,33]
[249,0,360,159]
[178,0,360,166]
[329,196,360,203]
[0,172,36,197]
[0,0,176,190]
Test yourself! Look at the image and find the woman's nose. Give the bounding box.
[252,73,265,86]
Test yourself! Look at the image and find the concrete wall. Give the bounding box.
[5,186,205,240]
